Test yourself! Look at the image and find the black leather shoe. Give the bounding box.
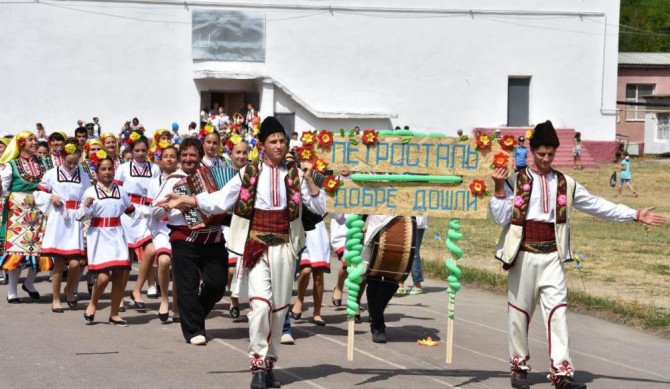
[311,318,326,327]
[52,307,65,313]
[109,317,129,327]
[289,309,301,320]
[84,312,95,324]
[230,306,240,319]
[22,284,40,300]
[67,299,78,309]
[554,376,587,389]
[7,297,20,304]
[354,314,361,324]
[250,370,267,389]
[158,312,170,323]
[511,370,530,389]
[371,330,386,343]
[266,370,281,388]
[331,288,342,307]
[129,296,146,309]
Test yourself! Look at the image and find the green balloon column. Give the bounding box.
[343,214,366,361]
[444,219,463,363]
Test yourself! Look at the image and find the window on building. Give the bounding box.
[657,113,670,140]
[625,84,655,121]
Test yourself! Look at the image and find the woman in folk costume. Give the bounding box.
[0,131,51,303]
[42,131,67,170]
[223,134,248,319]
[81,138,105,184]
[200,125,225,167]
[160,117,325,389]
[77,157,134,326]
[143,143,180,323]
[35,140,91,312]
[490,121,667,389]
[100,132,122,170]
[114,132,159,309]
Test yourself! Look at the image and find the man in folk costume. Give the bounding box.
[490,121,667,389]
[161,117,325,389]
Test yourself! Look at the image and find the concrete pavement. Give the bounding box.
[0,263,668,389]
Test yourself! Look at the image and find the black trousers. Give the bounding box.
[171,240,228,341]
[366,277,399,333]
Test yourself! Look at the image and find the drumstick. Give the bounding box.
[444,219,464,364]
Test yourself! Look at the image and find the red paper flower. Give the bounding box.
[361,129,378,145]
[492,152,510,169]
[89,153,100,165]
[17,136,27,149]
[296,146,315,162]
[499,135,517,151]
[475,134,491,150]
[469,179,487,196]
[322,175,341,194]
[313,157,328,174]
[316,130,334,148]
[301,131,317,146]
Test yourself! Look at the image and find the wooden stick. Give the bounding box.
[446,299,455,364]
[347,318,355,361]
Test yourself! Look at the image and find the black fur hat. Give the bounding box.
[259,116,286,143]
[530,120,560,149]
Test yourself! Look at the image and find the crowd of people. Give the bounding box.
[0,113,665,389]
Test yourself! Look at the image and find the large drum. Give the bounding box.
[367,216,416,282]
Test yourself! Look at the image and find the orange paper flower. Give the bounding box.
[322,175,341,194]
[361,129,378,145]
[499,135,517,151]
[296,146,315,162]
[492,152,510,169]
[475,134,491,150]
[313,157,328,174]
[300,131,317,146]
[469,179,487,196]
[417,337,440,346]
[316,130,334,148]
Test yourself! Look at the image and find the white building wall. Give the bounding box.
[0,0,620,140]
[645,111,670,155]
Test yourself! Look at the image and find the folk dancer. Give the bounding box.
[0,131,51,303]
[490,120,667,389]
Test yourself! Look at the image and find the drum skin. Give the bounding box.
[368,216,416,282]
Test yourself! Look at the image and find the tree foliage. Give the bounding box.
[620,1,670,52]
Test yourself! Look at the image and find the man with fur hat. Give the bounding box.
[490,120,666,389]
[161,117,325,389]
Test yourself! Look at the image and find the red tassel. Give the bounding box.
[243,239,267,269]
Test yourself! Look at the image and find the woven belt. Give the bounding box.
[249,230,289,246]
[91,217,121,228]
[65,200,81,210]
[520,240,557,254]
[129,194,151,205]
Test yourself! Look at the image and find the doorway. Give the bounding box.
[508,77,531,126]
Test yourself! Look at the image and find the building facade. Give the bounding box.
[1,0,620,143]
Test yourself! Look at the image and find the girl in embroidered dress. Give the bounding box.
[223,136,248,318]
[144,144,180,323]
[200,127,224,167]
[42,132,66,170]
[0,131,51,303]
[114,133,159,308]
[100,132,122,170]
[78,157,134,326]
[35,140,91,312]
[81,138,105,184]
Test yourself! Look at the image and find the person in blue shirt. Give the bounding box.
[616,152,638,197]
[513,136,528,172]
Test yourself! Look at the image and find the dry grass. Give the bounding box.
[420,158,670,335]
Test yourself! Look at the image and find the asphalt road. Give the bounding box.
[0,263,668,389]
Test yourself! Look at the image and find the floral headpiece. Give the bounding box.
[0,131,33,165]
[125,130,143,146]
[198,124,215,142]
[63,143,78,155]
[17,132,31,149]
[89,149,108,171]
[224,133,243,155]
[149,139,172,162]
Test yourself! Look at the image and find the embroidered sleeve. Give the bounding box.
[573,182,637,221]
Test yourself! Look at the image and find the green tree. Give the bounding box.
[620,0,670,52]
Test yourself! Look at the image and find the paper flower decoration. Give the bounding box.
[499,135,517,151]
[313,157,328,174]
[361,129,378,145]
[316,130,334,148]
[63,144,77,155]
[300,131,317,146]
[322,175,341,194]
[17,135,28,149]
[198,124,215,141]
[89,149,108,166]
[129,132,141,142]
[469,179,487,196]
[491,152,509,169]
[525,129,534,139]
[417,337,440,346]
[296,146,315,162]
[475,134,491,150]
